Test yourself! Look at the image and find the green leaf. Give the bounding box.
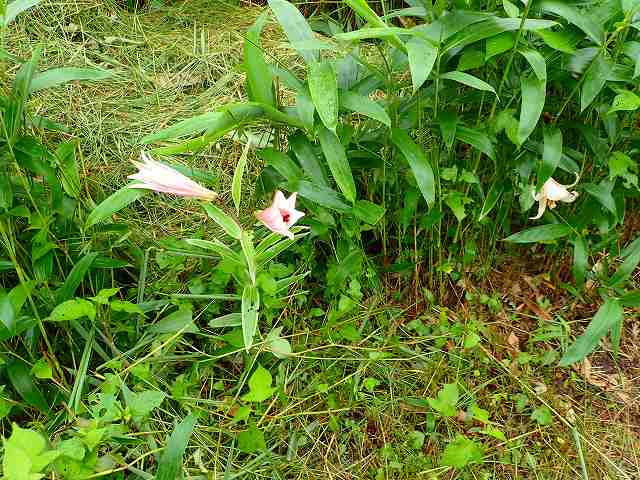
[535,29,577,54]
[55,141,81,199]
[478,182,504,221]
[290,133,328,186]
[308,61,339,133]
[439,111,457,151]
[427,383,458,417]
[622,0,640,13]
[126,389,165,421]
[456,126,495,160]
[391,128,435,207]
[265,327,292,358]
[110,300,145,315]
[537,126,562,189]
[504,224,572,243]
[352,200,385,225]
[202,203,242,240]
[538,1,604,45]
[57,437,85,461]
[49,299,96,322]
[295,88,315,130]
[406,36,438,93]
[2,424,59,479]
[440,435,484,469]
[620,290,640,307]
[531,406,553,426]
[559,299,623,366]
[503,0,519,17]
[56,252,99,303]
[241,284,260,352]
[607,90,640,115]
[28,67,112,94]
[573,236,588,289]
[30,358,52,380]
[260,148,302,183]
[340,90,391,126]
[519,49,547,81]
[343,0,404,51]
[185,238,243,265]
[232,142,251,215]
[237,424,266,453]
[2,0,45,26]
[149,306,197,334]
[318,127,356,203]
[608,152,638,189]
[581,55,610,112]
[608,236,640,287]
[518,75,546,145]
[268,0,319,64]
[240,231,257,284]
[156,415,197,480]
[6,360,50,413]
[584,181,617,217]
[209,312,243,328]
[440,71,497,97]
[486,31,515,60]
[86,185,147,228]
[241,364,277,402]
[244,11,275,107]
[295,180,351,211]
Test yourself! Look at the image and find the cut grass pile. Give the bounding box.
[3,1,639,478]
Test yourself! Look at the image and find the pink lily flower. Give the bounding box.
[531,174,579,220]
[128,151,218,200]
[255,191,304,239]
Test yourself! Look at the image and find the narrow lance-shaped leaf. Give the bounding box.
[240,231,257,285]
[202,203,242,240]
[340,90,391,126]
[318,127,357,204]
[2,0,45,26]
[573,235,588,289]
[244,11,275,107]
[242,284,260,352]
[308,61,339,133]
[519,49,547,81]
[537,126,562,189]
[86,186,147,228]
[581,55,611,112]
[518,75,546,145]
[407,37,438,93]
[538,0,604,45]
[268,0,319,64]
[440,71,498,97]
[156,415,197,480]
[559,299,623,366]
[391,129,435,207]
[232,142,251,215]
[504,224,572,243]
[28,67,113,94]
[343,0,405,51]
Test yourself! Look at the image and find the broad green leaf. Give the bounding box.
[535,29,577,54]
[445,192,472,222]
[241,284,260,351]
[608,151,638,189]
[340,90,391,126]
[456,126,495,160]
[478,182,504,221]
[55,141,81,199]
[260,148,302,183]
[49,299,96,322]
[573,236,588,289]
[2,424,59,479]
[583,181,617,217]
[202,203,242,240]
[268,0,319,64]
[608,236,640,287]
[209,312,243,328]
[352,200,385,225]
[295,180,351,211]
[237,424,266,453]
[110,300,144,315]
[559,299,623,366]
[519,49,547,81]
[290,133,328,186]
[518,75,546,145]
[623,41,640,78]
[531,406,553,426]
[318,127,356,203]
[537,126,562,189]
[427,383,458,417]
[504,224,572,243]
[343,0,404,51]
[149,306,197,334]
[244,12,275,107]
[6,361,50,413]
[607,90,640,115]
[440,71,497,97]
[28,67,112,94]
[622,0,640,14]
[2,0,44,26]
[185,238,242,264]
[581,55,611,112]
[30,358,52,380]
[406,36,438,93]
[391,129,435,207]
[439,111,457,151]
[56,252,99,303]
[296,88,315,130]
[308,61,338,132]
[86,185,147,228]
[620,290,640,307]
[232,142,251,215]
[441,435,484,469]
[486,32,515,60]
[503,0,519,17]
[156,415,197,480]
[538,1,604,45]
[125,388,165,421]
[241,364,277,402]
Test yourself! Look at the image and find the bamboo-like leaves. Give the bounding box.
[308,61,339,133]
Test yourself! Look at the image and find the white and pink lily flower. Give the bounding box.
[128,151,218,200]
[531,174,579,220]
[255,191,304,239]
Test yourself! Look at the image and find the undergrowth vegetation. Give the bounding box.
[0,0,639,478]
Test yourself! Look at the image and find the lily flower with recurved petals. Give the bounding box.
[531,174,579,220]
[255,191,304,239]
[128,151,218,200]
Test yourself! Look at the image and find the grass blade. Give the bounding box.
[156,414,197,480]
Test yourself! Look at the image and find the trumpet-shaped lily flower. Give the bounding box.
[255,191,304,239]
[128,151,218,200]
[531,174,579,220]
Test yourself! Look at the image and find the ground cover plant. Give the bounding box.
[0,0,639,478]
